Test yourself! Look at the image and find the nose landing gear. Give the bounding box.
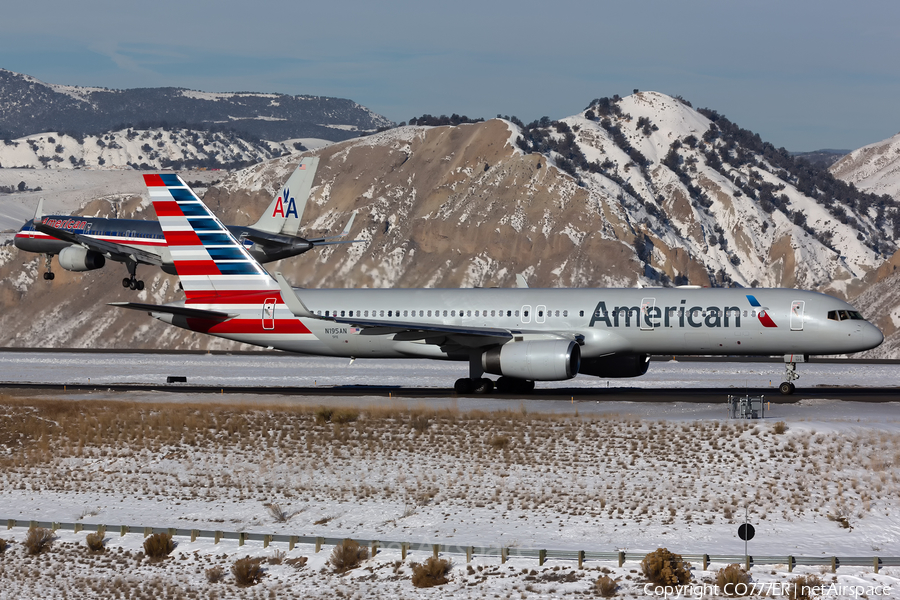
[42,254,55,280]
[779,354,806,395]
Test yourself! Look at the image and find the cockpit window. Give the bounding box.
[827,310,865,321]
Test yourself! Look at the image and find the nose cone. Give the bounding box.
[863,323,884,350]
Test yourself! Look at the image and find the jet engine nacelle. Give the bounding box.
[482,340,581,381]
[579,354,650,378]
[58,246,106,272]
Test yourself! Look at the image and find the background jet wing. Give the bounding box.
[109,302,236,320]
[35,221,163,266]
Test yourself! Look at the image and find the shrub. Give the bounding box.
[641,547,691,586]
[285,556,308,569]
[143,532,175,561]
[314,407,334,424]
[205,565,225,583]
[24,527,55,555]
[267,549,285,565]
[332,409,359,424]
[86,531,106,553]
[411,557,453,588]
[488,435,510,450]
[788,574,823,600]
[715,564,751,596]
[773,421,788,434]
[0,538,8,553]
[265,503,294,523]
[595,574,618,597]
[231,556,264,586]
[329,538,369,573]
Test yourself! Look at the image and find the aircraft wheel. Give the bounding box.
[496,377,512,393]
[779,381,795,395]
[123,278,132,288]
[129,279,137,290]
[136,280,145,291]
[473,378,494,394]
[42,272,50,280]
[454,378,474,394]
[48,272,55,280]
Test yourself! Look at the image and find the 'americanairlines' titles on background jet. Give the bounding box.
[113,173,883,395]
[14,157,356,290]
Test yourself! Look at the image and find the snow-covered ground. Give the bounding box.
[1,354,899,598]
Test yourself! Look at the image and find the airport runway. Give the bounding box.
[0,350,898,409]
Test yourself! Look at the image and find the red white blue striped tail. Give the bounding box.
[144,174,278,298]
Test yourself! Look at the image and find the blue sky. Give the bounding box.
[2,0,898,151]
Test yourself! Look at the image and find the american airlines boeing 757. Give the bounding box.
[112,174,884,395]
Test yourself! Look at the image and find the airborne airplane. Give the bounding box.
[113,173,884,395]
[13,157,355,290]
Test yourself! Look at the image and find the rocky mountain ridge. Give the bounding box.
[2,91,900,358]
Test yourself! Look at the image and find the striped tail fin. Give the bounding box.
[145,174,278,298]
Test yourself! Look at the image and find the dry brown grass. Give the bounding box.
[411,556,452,588]
[85,530,106,553]
[641,548,691,586]
[205,565,225,583]
[0,538,8,554]
[329,539,369,573]
[142,532,175,562]
[231,556,264,586]
[788,574,823,600]
[595,574,618,597]
[24,527,54,555]
[715,563,751,596]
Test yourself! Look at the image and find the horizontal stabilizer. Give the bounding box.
[109,302,235,321]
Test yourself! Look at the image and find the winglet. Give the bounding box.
[33,198,44,223]
[516,273,529,289]
[274,271,318,319]
[340,211,357,237]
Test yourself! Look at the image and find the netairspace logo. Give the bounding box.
[643,582,892,598]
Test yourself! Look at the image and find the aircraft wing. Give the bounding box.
[35,221,163,267]
[108,302,236,321]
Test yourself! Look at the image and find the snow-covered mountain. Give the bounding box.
[830,131,900,200]
[2,91,899,356]
[0,127,306,171]
[0,69,393,142]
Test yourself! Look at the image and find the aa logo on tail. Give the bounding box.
[272,188,299,218]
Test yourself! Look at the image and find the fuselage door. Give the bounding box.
[263,298,277,330]
[640,297,656,331]
[790,300,805,331]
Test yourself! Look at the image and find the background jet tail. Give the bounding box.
[251,156,319,236]
[145,174,278,298]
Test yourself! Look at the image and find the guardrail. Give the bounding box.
[6,518,900,573]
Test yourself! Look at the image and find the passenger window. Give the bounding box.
[451,310,456,317]
[579,310,584,317]
[524,310,529,317]
[341,310,345,317]
[443,310,448,317]
[427,310,432,317]
[316,310,322,316]
[490,310,494,317]
[507,310,512,317]
[538,310,543,317]
[467,310,471,317]
[515,310,520,317]
[563,310,568,317]
[380,310,384,317]
[325,310,330,317]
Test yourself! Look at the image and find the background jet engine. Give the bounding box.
[482,340,581,381]
[579,354,650,378]
[58,246,106,272]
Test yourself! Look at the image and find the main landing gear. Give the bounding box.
[122,260,144,291]
[42,254,55,280]
[779,354,806,395]
[453,354,535,395]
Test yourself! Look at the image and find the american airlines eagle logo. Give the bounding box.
[271,188,299,219]
[746,294,777,327]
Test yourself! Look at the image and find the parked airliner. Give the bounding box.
[14,158,355,290]
[113,173,884,394]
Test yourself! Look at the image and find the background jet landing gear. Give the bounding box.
[122,261,145,291]
[780,360,800,395]
[42,254,55,280]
